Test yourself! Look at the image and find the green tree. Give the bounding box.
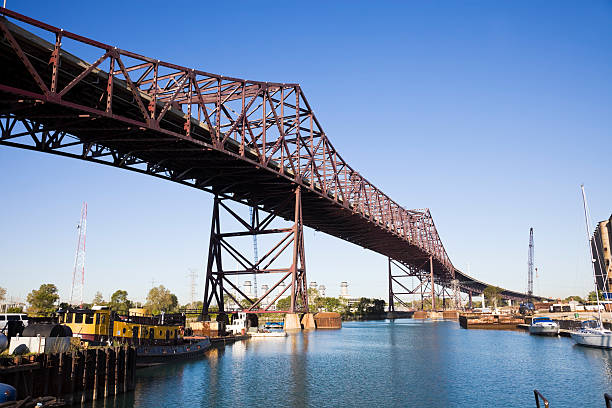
[109,290,132,315]
[6,306,23,313]
[356,297,371,314]
[26,284,59,315]
[145,285,178,314]
[565,295,584,303]
[0,286,6,303]
[92,291,106,305]
[321,297,342,312]
[483,286,502,309]
[276,296,291,311]
[240,297,258,309]
[588,290,604,302]
[368,299,386,314]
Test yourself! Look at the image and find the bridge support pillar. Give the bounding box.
[430,256,436,311]
[301,313,315,330]
[388,258,431,311]
[201,187,308,318]
[284,314,302,331]
[388,258,394,312]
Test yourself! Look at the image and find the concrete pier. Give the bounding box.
[301,313,316,330]
[284,313,302,331]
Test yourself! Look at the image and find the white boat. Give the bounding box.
[529,317,559,336]
[570,185,612,349]
[571,320,612,348]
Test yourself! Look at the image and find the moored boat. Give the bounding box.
[529,317,559,336]
[570,320,612,349]
[58,306,212,365]
[570,185,612,349]
[136,337,211,367]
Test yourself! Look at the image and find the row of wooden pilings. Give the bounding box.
[0,346,136,405]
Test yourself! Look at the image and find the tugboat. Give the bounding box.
[58,306,211,366]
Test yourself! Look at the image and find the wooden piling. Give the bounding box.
[104,348,110,398]
[92,349,99,401]
[56,352,64,398]
[0,345,136,404]
[114,347,119,396]
[68,351,76,406]
[123,345,129,394]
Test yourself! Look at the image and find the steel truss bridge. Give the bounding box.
[0,9,547,315]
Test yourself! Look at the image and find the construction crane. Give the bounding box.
[250,207,259,299]
[70,202,87,307]
[519,227,536,316]
[528,227,534,299]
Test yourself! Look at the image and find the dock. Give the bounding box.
[0,346,136,406]
[459,313,524,330]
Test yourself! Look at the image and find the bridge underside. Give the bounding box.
[0,9,545,304]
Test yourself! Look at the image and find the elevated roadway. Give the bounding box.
[0,9,547,303]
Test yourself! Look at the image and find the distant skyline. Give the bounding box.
[1,1,611,306]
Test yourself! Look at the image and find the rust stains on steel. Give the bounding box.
[0,8,533,301]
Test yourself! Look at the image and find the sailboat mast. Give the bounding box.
[581,184,602,325]
[528,228,534,299]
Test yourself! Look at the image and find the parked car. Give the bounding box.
[0,313,28,332]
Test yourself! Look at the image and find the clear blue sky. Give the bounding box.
[1,1,611,305]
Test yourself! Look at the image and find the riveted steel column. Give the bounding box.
[430,256,435,311]
[388,258,394,312]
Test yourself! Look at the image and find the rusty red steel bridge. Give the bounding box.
[0,9,546,315]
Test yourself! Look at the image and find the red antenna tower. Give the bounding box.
[70,202,87,307]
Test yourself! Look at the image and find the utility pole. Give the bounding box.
[70,202,87,307]
[528,228,534,300]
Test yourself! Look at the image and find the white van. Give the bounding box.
[0,313,28,331]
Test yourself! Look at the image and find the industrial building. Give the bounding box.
[593,214,612,296]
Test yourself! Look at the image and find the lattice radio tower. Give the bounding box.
[70,202,87,307]
[527,227,534,299]
[188,268,198,307]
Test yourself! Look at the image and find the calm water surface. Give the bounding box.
[91,319,612,407]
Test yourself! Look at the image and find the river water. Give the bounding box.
[90,319,612,407]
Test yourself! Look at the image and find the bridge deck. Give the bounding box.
[0,9,545,301]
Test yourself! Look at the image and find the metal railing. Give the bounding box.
[534,389,549,408]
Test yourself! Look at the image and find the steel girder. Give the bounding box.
[0,9,547,301]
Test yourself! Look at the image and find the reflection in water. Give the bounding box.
[573,345,612,382]
[288,331,309,406]
[85,321,612,407]
[206,347,223,408]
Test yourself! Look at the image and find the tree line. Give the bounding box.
[0,284,181,316]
